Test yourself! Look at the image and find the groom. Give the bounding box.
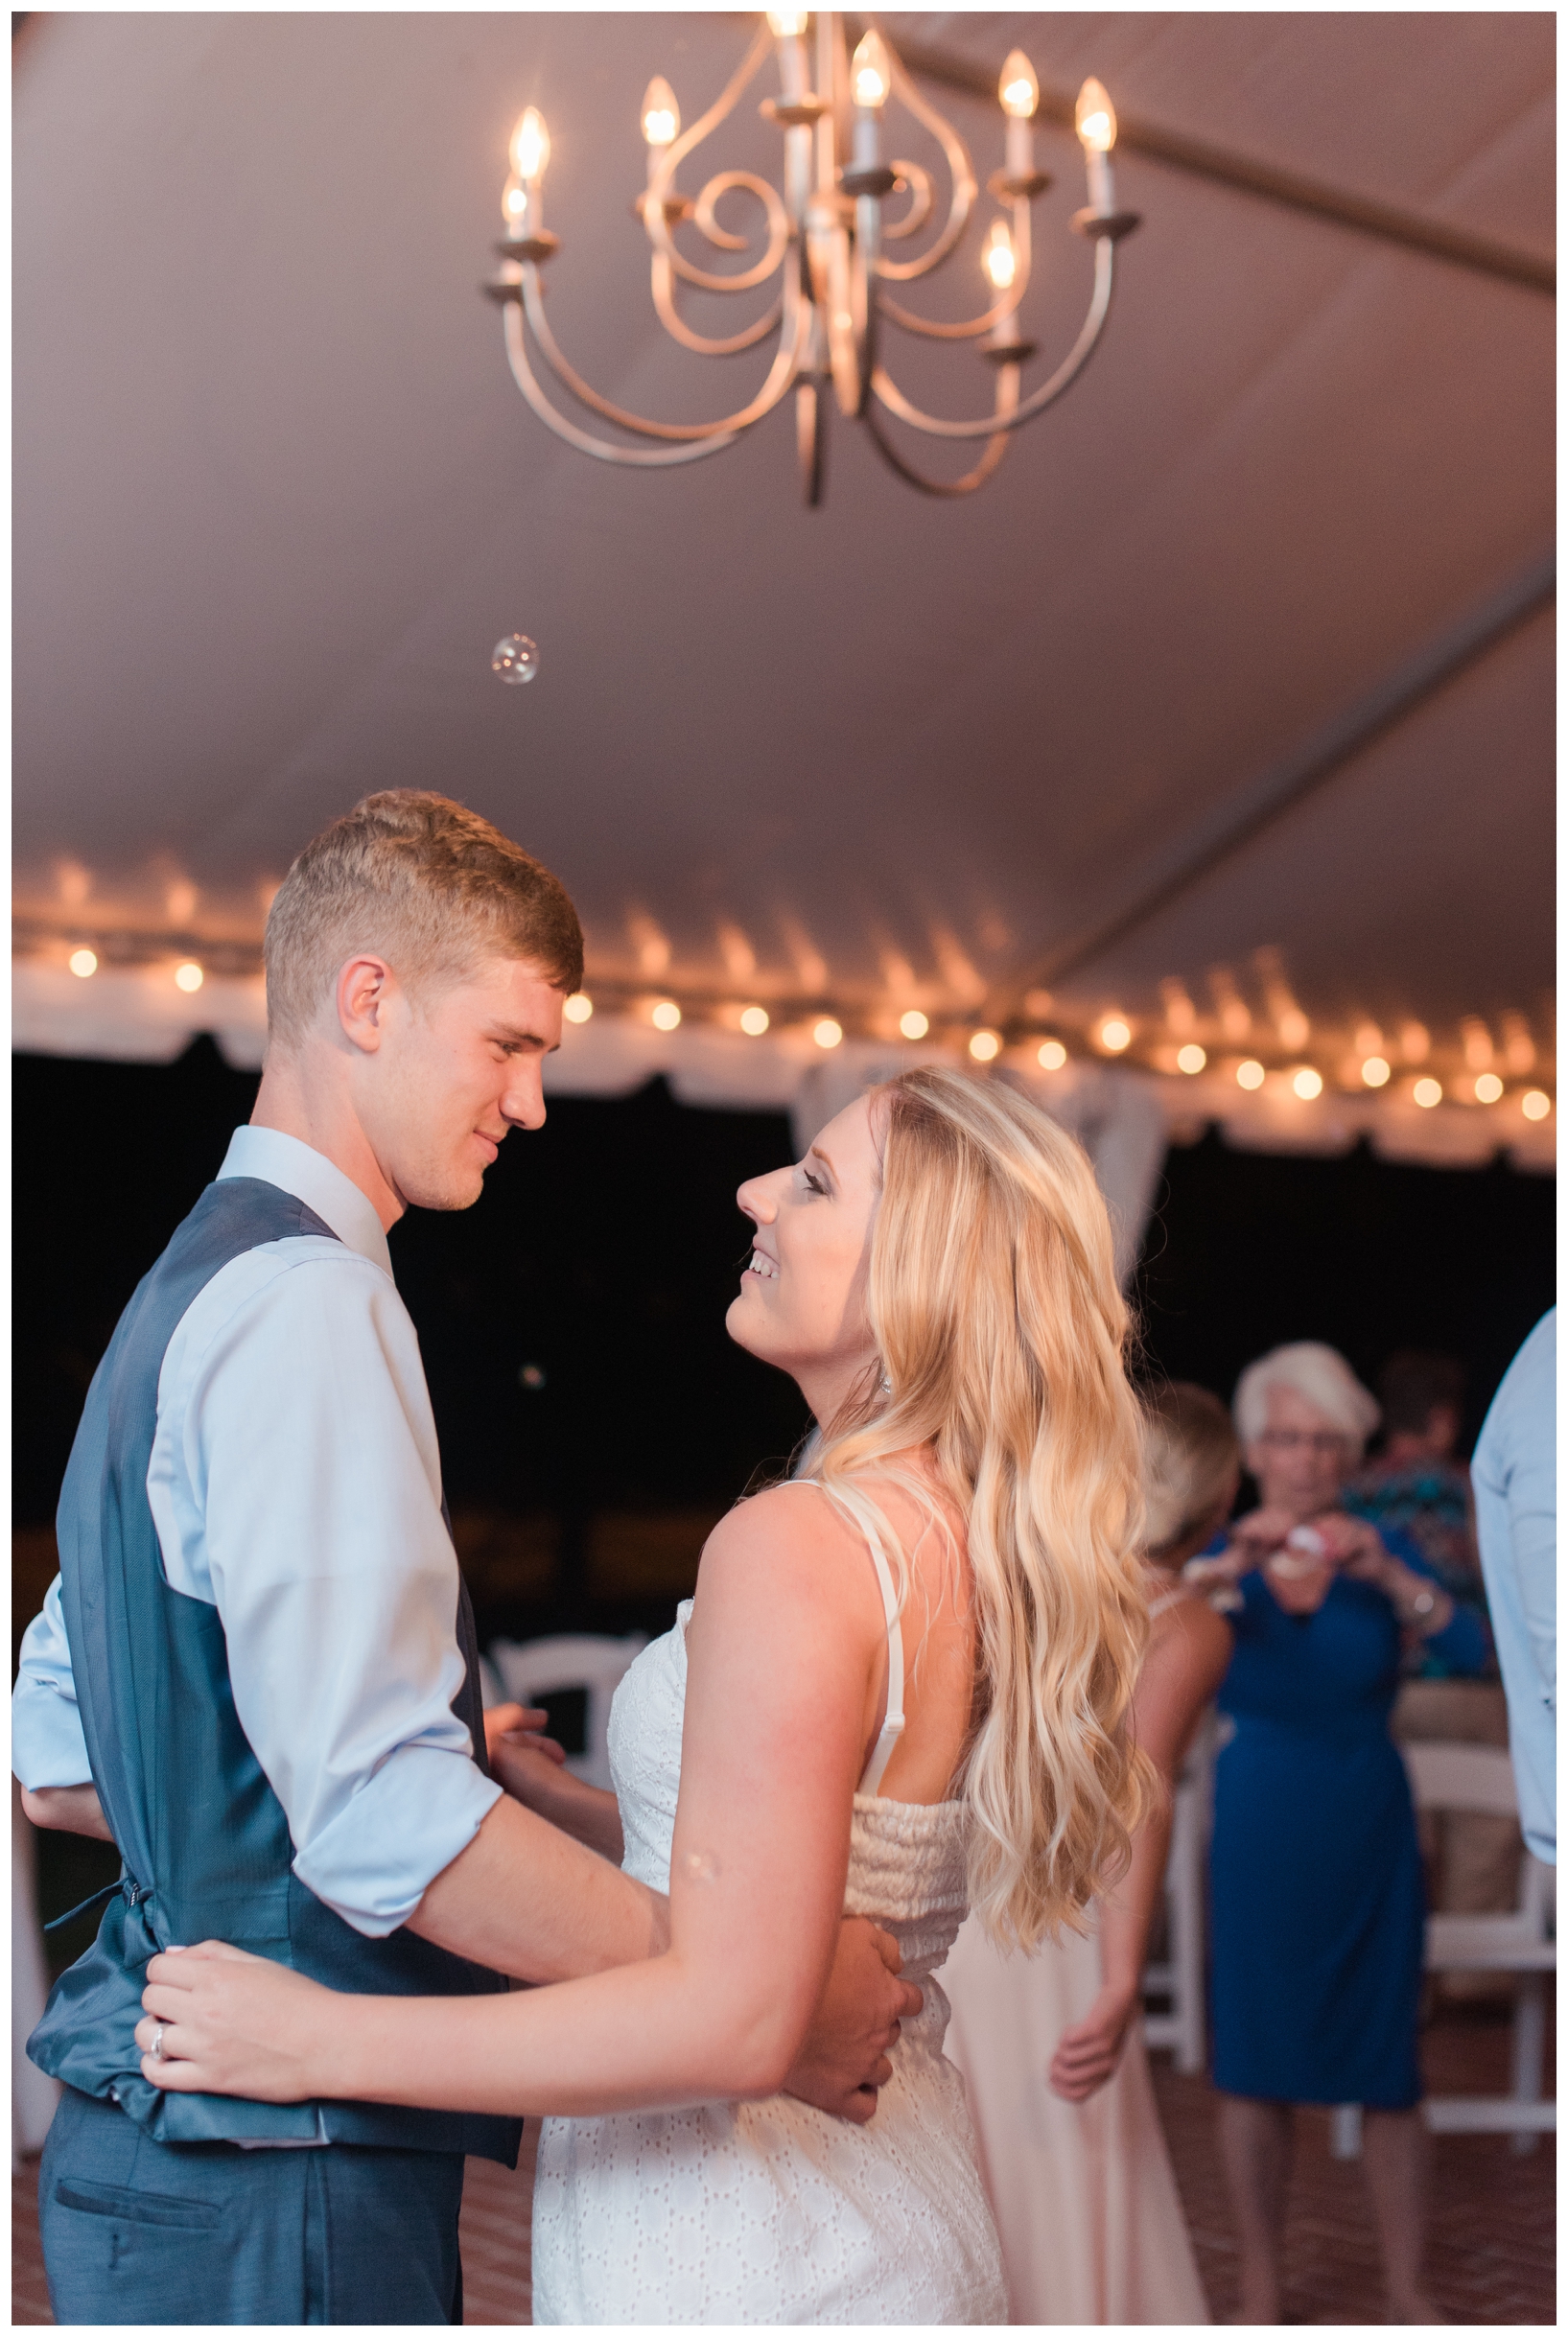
[13,790,920,2325]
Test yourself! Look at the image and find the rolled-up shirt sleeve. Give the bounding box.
[185,1250,501,1935]
[12,1576,94,1789]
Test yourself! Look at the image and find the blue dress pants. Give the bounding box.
[39,2087,467,2325]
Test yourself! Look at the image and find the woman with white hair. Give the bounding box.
[1205,1341,1488,2325]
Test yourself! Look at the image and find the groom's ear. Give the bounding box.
[335,954,397,1055]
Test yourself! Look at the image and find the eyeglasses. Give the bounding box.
[1258,1430,1348,1455]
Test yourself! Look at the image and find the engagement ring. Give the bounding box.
[149,2020,167,2062]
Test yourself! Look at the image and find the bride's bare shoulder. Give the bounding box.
[700,1481,860,1575]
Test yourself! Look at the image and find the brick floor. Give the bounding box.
[1151,2002,1556,2325]
[13,2009,1553,2325]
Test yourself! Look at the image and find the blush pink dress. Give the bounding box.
[942,1580,1209,2325]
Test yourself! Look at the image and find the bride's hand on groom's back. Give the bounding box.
[783,1916,923,2125]
[136,1941,331,2104]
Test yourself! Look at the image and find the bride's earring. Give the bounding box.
[878,1372,892,1394]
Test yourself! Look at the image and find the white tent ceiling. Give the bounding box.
[12,11,1556,1175]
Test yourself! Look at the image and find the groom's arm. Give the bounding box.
[196,1251,670,1985]
[407,1796,668,1979]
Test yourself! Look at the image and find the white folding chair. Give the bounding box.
[1406,1741,1555,2152]
[1141,1710,1215,2074]
[484,1633,647,1791]
[1332,1741,1555,2160]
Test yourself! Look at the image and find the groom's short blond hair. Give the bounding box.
[264,790,584,1046]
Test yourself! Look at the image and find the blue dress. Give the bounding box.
[1208,1531,1487,2109]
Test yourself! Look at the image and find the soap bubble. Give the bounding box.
[679,1849,721,1885]
[492,634,539,685]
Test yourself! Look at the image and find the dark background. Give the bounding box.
[13,1039,1555,1957]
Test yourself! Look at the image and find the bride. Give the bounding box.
[135,1066,1155,2325]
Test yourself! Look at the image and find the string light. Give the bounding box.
[1521,1089,1552,1122]
[1473,1072,1504,1105]
[1176,1043,1206,1075]
[650,998,682,1031]
[1098,1016,1132,1053]
[563,993,594,1024]
[1037,1040,1067,1070]
[969,1030,1001,1063]
[739,1005,770,1036]
[68,948,98,978]
[1361,1056,1391,1088]
[174,962,204,993]
[1292,1066,1323,1100]
[1235,1060,1266,1090]
[899,1009,929,1040]
[813,1017,843,1050]
[1413,1076,1442,1109]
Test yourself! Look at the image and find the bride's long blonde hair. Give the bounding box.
[796,1065,1156,1951]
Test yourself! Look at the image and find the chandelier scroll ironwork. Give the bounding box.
[483,14,1140,502]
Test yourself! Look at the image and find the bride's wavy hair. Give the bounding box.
[796,1065,1156,1950]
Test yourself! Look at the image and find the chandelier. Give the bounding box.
[482,14,1138,502]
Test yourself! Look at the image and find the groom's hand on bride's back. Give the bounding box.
[783,1916,922,2125]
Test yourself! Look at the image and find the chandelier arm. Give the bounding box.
[655,170,790,295]
[870,237,1116,440]
[643,24,776,282]
[502,299,740,466]
[861,399,1016,496]
[873,50,977,284]
[881,159,934,243]
[516,261,808,441]
[878,195,1029,341]
[651,253,783,356]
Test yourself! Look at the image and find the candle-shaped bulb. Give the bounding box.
[982,217,1016,290]
[501,175,528,226]
[641,76,679,148]
[851,28,891,110]
[766,9,809,34]
[510,105,550,183]
[998,50,1039,119]
[1075,78,1116,152]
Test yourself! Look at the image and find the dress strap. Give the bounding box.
[857,1531,905,1797]
[776,1476,905,1796]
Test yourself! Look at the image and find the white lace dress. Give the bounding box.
[530,1595,1008,2325]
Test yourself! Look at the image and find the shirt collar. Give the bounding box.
[217,1126,394,1278]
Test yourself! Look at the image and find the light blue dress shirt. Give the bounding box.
[1472,1308,1556,1864]
[12,1126,502,1933]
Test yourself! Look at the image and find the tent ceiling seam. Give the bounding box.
[856,23,1555,296]
[998,550,1556,1007]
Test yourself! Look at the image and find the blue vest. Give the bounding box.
[29,1177,523,2163]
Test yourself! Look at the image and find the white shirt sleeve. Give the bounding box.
[12,1576,93,1790]
[1474,1311,1556,1863]
[175,1245,501,1935]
